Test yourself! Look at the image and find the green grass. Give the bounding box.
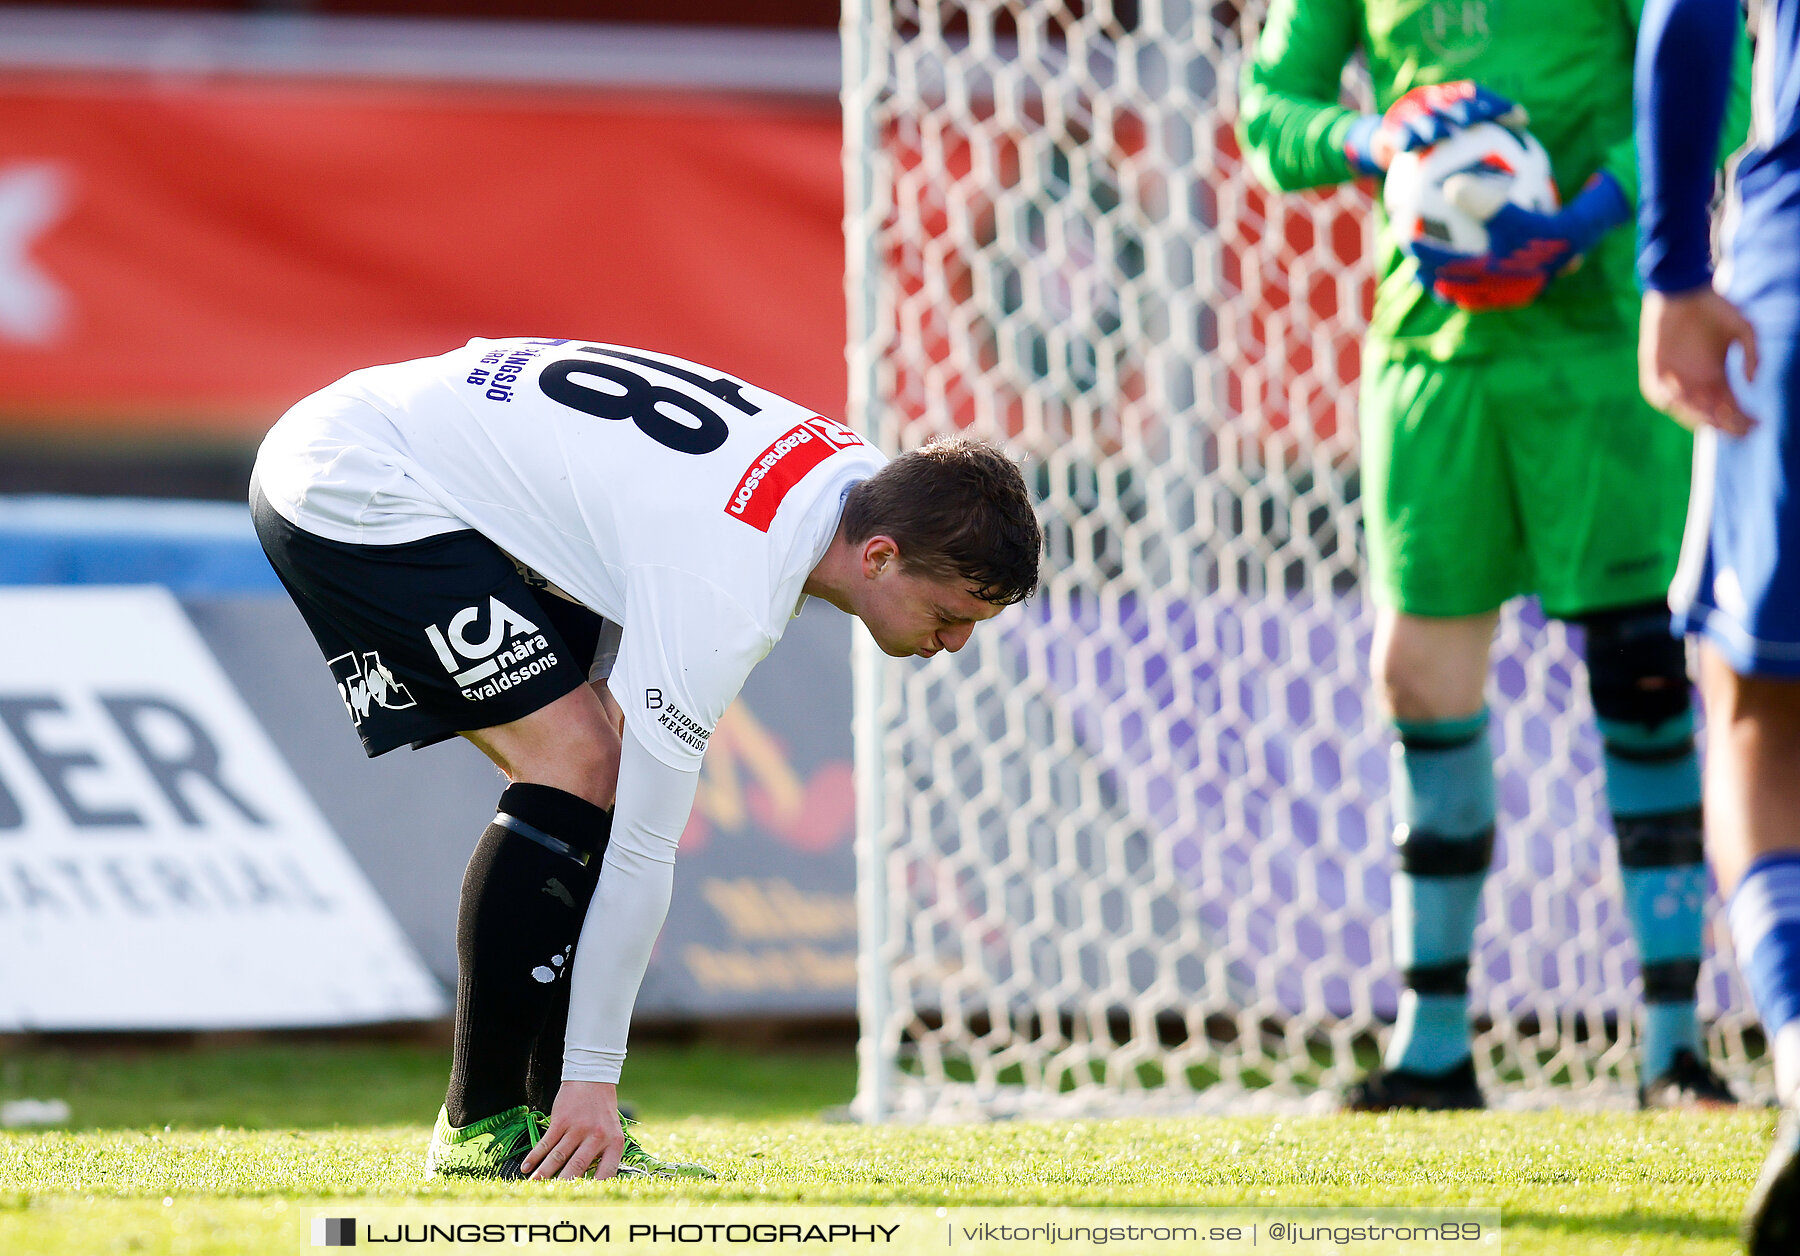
[0,1039,1777,1254]
[0,1040,850,1129]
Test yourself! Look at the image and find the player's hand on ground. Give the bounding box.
[1345,81,1526,174]
[1639,286,1759,436]
[522,1080,625,1180]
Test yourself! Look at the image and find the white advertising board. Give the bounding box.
[0,586,445,1028]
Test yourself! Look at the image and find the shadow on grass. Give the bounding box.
[1503,1208,1739,1244]
[0,1041,855,1131]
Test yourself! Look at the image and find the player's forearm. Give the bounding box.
[1236,0,1362,191]
[1634,0,1740,292]
[561,843,673,1083]
[560,730,697,1084]
[1238,86,1363,191]
[1606,0,1750,241]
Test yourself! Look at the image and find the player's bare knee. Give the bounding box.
[529,719,619,809]
[1375,640,1480,722]
[565,743,621,810]
[465,687,621,809]
[1373,611,1493,722]
[1378,671,1472,723]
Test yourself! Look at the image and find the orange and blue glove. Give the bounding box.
[1343,81,1529,176]
[1410,171,1630,310]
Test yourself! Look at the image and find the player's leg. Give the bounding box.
[1704,661,1800,900]
[248,496,615,1177]
[1707,653,1800,1093]
[431,697,618,1179]
[446,683,616,1132]
[1506,342,1730,1104]
[449,671,705,1181]
[1347,353,1518,1111]
[526,973,573,1116]
[1709,657,1800,1255]
[520,680,624,1117]
[1711,656,1800,1248]
[1360,608,1497,1104]
[431,601,620,1177]
[1575,603,1720,1105]
[1670,301,1800,1252]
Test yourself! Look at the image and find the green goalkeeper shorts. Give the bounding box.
[1359,343,1693,620]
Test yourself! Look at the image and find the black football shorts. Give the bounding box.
[251,483,605,757]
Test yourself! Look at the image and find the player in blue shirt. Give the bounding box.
[1638,0,1800,1246]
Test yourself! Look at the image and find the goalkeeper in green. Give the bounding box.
[1239,0,1748,1109]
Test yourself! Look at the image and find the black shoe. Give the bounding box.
[1342,1058,1485,1112]
[1638,1048,1739,1110]
[1745,1109,1800,1256]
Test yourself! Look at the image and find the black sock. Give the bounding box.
[445,783,610,1127]
[525,975,572,1115]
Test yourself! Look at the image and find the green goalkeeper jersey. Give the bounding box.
[1238,0,1750,360]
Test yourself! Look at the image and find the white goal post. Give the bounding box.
[843,0,1764,1120]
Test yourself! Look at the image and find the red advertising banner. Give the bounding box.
[0,72,844,437]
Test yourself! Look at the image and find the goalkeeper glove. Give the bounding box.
[1410,170,1631,311]
[1480,170,1629,278]
[1343,80,1528,176]
[1409,245,1553,311]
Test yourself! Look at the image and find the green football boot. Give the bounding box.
[424,1104,547,1180]
[616,1114,716,1180]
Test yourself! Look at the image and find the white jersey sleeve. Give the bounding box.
[609,567,772,771]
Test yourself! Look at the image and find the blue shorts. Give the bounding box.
[1671,297,1800,676]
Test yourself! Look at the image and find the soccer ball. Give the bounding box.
[1382,121,1559,259]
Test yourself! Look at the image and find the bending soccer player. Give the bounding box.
[1239,0,1748,1109]
[249,337,1041,1179]
[1638,0,1800,1245]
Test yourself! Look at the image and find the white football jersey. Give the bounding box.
[253,336,886,770]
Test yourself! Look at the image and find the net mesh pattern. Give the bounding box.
[843,0,1761,1119]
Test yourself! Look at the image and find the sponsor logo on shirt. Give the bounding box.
[327,650,416,726]
[423,596,561,701]
[646,687,711,752]
[463,341,553,405]
[724,416,867,532]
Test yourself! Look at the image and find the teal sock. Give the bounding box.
[1385,873,1485,1073]
[1384,711,1494,1077]
[1599,713,1707,1079]
[1599,713,1702,816]
[1641,1001,1703,1078]
[1387,992,1473,1076]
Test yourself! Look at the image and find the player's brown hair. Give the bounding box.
[842,435,1041,606]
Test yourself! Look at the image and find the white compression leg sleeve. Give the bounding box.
[560,726,699,1084]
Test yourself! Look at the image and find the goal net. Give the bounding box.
[843,0,1762,1120]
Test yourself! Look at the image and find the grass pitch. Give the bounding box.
[0,1037,1774,1254]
